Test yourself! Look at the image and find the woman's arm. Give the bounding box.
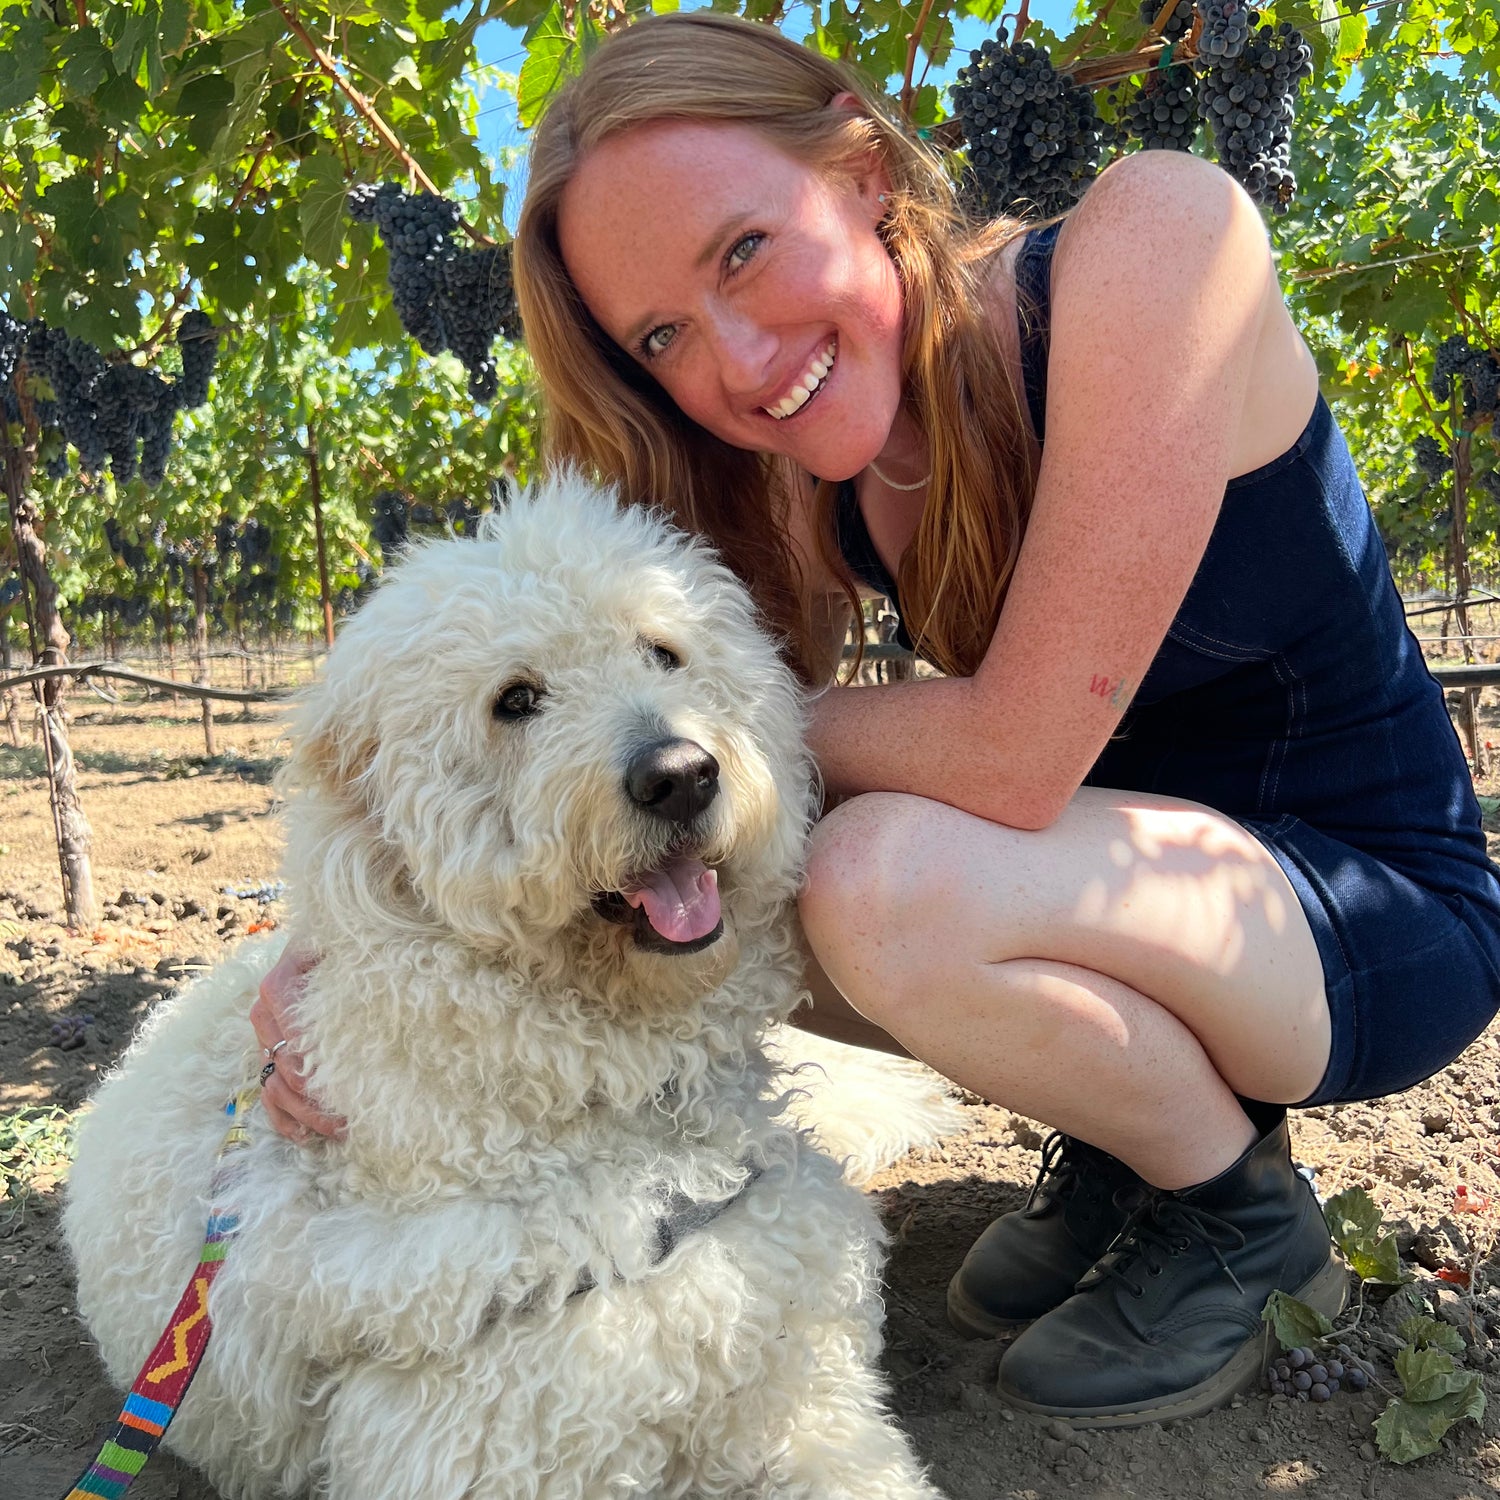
[807,151,1282,830]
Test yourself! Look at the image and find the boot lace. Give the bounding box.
[1023,1132,1097,1217]
[1095,1196,1248,1298]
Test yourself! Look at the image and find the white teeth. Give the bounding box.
[765,341,837,420]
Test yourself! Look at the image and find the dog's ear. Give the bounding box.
[280,684,380,803]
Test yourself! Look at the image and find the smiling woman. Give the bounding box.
[256,8,1500,1440]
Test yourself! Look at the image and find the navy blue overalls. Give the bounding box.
[835,220,1500,1106]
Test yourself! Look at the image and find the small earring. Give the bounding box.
[877,193,888,204]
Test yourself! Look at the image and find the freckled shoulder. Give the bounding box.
[1043,152,1319,479]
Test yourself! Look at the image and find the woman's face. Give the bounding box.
[557,118,906,482]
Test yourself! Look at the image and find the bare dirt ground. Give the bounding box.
[2,679,1500,1500]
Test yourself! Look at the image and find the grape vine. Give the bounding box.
[1406,330,1498,499]
[347,184,522,402]
[1432,333,1500,418]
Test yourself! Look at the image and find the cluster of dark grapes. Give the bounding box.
[1197,15,1314,212]
[162,538,216,593]
[1116,64,1201,151]
[215,515,277,569]
[951,30,1102,219]
[213,515,280,605]
[176,311,219,408]
[0,307,219,486]
[371,488,410,561]
[1413,433,1452,488]
[444,495,481,532]
[238,518,276,569]
[347,184,522,402]
[1267,1344,1372,1402]
[236,570,279,605]
[1431,333,1500,420]
[1139,0,1195,42]
[97,595,152,628]
[103,517,151,578]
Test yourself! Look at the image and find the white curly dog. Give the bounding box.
[65,472,954,1500]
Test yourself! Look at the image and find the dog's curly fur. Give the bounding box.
[64,473,944,1500]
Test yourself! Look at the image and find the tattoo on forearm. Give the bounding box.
[1089,673,1134,711]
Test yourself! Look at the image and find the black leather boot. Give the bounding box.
[995,1112,1348,1428]
[946,1132,1148,1338]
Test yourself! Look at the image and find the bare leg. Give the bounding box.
[790,934,912,1059]
[798,787,1331,1191]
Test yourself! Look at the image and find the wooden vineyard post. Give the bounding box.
[0,607,21,747]
[1450,393,1482,777]
[193,563,216,757]
[0,423,97,926]
[306,420,335,649]
[162,571,179,702]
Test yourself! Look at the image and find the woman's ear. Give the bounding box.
[826,92,892,224]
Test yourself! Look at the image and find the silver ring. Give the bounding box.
[262,1038,291,1061]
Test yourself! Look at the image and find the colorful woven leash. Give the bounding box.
[63,1083,261,1500]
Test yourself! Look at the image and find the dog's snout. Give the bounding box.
[626,739,720,823]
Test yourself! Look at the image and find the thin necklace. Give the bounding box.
[868,458,931,492]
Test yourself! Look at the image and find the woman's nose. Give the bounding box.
[705,307,776,395]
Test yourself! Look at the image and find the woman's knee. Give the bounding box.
[799,792,949,998]
[803,792,927,911]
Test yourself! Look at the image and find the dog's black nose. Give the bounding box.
[625,739,720,823]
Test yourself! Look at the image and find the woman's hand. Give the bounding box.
[250,943,346,1143]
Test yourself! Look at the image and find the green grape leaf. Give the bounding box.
[1323,1186,1384,1243]
[298,156,352,272]
[1261,1289,1334,1351]
[1322,1187,1407,1284]
[1395,1344,1472,1404]
[160,0,191,56]
[1374,1379,1487,1464]
[176,73,237,153]
[1398,1315,1466,1356]
[59,27,114,98]
[52,102,110,162]
[517,2,584,129]
[43,174,122,276]
[0,12,50,112]
[1346,1233,1406,1286]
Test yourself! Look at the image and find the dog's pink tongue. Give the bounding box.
[623,858,720,943]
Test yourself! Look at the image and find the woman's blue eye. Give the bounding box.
[641,325,676,358]
[728,233,763,270]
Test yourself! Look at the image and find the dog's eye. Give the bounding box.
[646,641,682,671]
[493,682,543,720]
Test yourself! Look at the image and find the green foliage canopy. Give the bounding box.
[1,0,1496,600]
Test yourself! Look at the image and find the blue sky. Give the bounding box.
[470,2,1079,229]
